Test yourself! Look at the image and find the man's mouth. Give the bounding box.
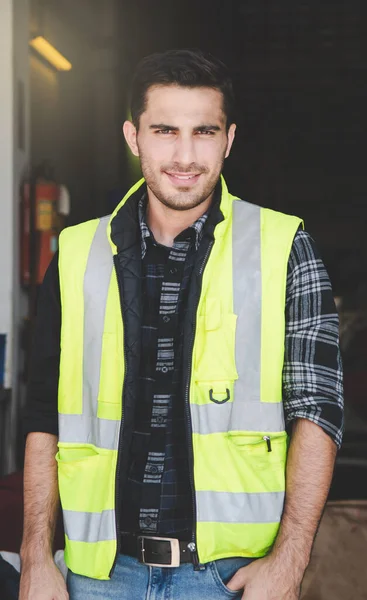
[164,172,201,185]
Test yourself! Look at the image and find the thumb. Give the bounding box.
[227,565,249,591]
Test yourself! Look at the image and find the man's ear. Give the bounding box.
[225,123,236,158]
[123,120,139,157]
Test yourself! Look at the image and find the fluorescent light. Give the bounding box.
[29,36,72,71]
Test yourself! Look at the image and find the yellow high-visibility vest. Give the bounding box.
[57,176,302,579]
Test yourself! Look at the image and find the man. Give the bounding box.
[20,49,343,600]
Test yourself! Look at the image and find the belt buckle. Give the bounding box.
[139,535,180,568]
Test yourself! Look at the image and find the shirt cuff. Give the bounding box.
[285,403,344,449]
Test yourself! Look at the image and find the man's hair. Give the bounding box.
[130,48,235,130]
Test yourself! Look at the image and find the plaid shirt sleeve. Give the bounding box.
[283,230,344,448]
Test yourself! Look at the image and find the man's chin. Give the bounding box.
[161,192,207,212]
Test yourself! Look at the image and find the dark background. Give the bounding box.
[122,0,367,297]
[30,0,367,297]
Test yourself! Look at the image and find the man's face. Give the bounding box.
[123,85,236,211]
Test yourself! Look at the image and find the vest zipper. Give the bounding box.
[109,256,127,577]
[263,435,272,452]
[185,240,214,571]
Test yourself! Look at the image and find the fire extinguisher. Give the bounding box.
[20,162,70,382]
[20,164,66,287]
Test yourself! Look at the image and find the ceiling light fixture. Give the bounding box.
[29,36,72,71]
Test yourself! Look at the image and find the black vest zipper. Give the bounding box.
[184,240,214,570]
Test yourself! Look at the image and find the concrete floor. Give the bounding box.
[301,501,367,599]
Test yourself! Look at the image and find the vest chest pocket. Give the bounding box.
[194,312,238,382]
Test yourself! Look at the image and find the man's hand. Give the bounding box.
[19,558,69,600]
[226,555,302,599]
[21,433,64,598]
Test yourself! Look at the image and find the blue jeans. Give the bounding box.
[67,554,254,599]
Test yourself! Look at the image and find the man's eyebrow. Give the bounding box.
[149,124,179,131]
[149,124,222,132]
[193,124,221,132]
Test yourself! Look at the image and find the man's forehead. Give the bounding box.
[143,85,226,124]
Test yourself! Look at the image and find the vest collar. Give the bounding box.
[107,175,232,254]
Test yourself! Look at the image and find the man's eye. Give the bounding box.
[156,129,174,135]
[197,130,215,135]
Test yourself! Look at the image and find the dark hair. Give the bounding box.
[130,48,235,130]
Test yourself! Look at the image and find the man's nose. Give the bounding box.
[172,135,197,167]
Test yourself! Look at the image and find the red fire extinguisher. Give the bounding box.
[20,164,70,384]
[20,164,69,286]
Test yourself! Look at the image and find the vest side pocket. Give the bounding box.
[225,432,287,494]
[56,444,116,512]
[226,432,288,472]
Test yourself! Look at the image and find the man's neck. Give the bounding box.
[146,190,214,247]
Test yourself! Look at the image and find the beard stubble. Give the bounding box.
[138,152,226,212]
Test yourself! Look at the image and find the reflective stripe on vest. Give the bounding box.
[82,216,113,418]
[190,401,284,434]
[63,509,116,542]
[232,200,266,426]
[58,413,119,450]
[196,491,285,524]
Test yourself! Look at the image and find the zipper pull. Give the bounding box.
[187,542,204,571]
[263,436,272,452]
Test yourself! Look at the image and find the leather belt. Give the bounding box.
[120,533,193,567]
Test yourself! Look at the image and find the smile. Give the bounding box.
[164,172,201,186]
[167,173,199,179]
